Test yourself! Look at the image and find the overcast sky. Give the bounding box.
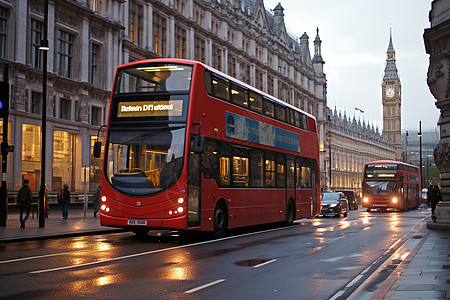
[263,0,439,131]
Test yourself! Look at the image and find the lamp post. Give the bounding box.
[38,0,49,228]
[328,114,332,189]
[418,121,423,190]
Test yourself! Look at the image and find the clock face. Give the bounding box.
[386,87,395,98]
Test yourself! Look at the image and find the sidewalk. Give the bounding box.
[371,225,450,299]
[0,208,126,243]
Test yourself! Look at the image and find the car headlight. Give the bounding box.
[330,204,337,207]
[392,197,398,203]
[363,197,369,203]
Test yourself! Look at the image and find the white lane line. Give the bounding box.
[329,290,345,300]
[0,251,76,264]
[253,259,277,268]
[321,253,363,262]
[346,275,363,288]
[185,279,226,294]
[29,225,289,274]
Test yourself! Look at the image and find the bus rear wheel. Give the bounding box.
[213,201,228,238]
[286,200,295,225]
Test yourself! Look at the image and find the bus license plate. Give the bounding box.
[127,220,147,226]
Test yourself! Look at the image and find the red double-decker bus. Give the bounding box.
[362,160,421,211]
[96,58,320,236]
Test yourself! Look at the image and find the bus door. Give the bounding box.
[311,169,317,215]
[187,136,202,228]
[286,157,296,210]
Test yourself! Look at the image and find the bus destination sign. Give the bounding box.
[117,100,183,118]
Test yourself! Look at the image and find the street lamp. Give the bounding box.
[418,121,423,189]
[38,0,49,228]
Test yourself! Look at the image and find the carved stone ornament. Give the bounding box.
[427,54,450,101]
[434,142,450,170]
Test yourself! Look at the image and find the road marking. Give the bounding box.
[185,279,226,294]
[321,253,363,262]
[0,251,87,264]
[253,259,277,268]
[29,225,289,274]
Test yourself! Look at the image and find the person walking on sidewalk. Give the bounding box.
[93,185,101,218]
[17,179,32,228]
[431,182,442,223]
[58,183,71,219]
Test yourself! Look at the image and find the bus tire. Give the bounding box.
[132,228,149,237]
[213,201,228,238]
[286,200,295,226]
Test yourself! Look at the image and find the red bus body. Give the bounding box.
[362,160,421,211]
[99,59,320,235]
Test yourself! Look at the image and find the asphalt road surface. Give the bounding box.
[0,206,430,299]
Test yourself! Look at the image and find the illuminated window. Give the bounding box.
[232,156,248,187]
[22,124,41,191]
[219,157,230,186]
[52,131,75,191]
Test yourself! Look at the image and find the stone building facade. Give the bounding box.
[424,0,450,227]
[0,0,328,194]
[326,108,396,193]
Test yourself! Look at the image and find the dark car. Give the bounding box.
[320,191,349,217]
[336,190,359,210]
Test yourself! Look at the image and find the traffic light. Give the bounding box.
[0,81,9,119]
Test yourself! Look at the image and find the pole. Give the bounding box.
[419,121,423,190]
[328,115,332,189]
[0,64,8,227]
[38,0,49,228]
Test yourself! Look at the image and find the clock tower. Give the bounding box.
[382,30,402,161]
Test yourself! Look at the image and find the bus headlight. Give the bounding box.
[363,197,369,203]
[177,207,184,213]
[101,196,107,202]
[392,197,398,203]
[178,197,184,204]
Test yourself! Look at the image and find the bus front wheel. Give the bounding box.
[213,201,228,238]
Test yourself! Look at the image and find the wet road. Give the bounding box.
[0,207,430,299]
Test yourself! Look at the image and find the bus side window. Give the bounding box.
[212,76,230,101]
[276,155,286,188]
[275,104,286,122]
[231,85,248,108]
[249,91,263,113]
[263,98,274,118]
[250,149,264,187]
[204,70,213,95]
[265,152,276,187]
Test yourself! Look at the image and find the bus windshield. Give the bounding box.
[105,126,185,196]
[114,64,193,94]
[363,181,397,196]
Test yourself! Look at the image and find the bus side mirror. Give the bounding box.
[93,141,102,158]
[193,135,205,154]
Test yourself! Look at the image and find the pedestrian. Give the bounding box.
[431,182,442,223]
[17,179,33,228]
[426,184,433,208]
[58,183,71,219]
[93,185,101,217]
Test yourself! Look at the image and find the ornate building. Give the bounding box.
[424,0,450,227]
[326,108,396,192]
[382,31,403,161]
[0,0,328,194]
